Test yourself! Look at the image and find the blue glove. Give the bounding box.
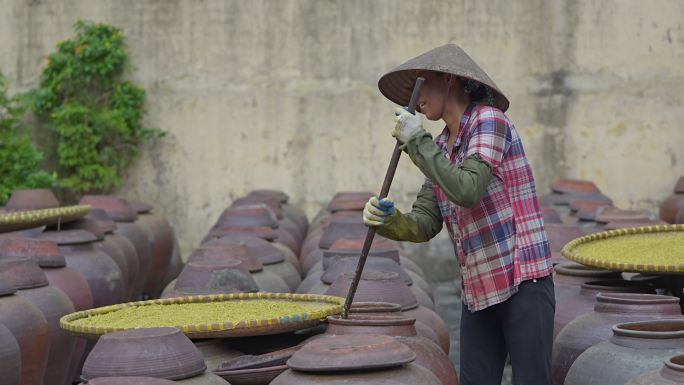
[363,196,395,227]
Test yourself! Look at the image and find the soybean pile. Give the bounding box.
[573,231,684,266]
[71,299,337,329]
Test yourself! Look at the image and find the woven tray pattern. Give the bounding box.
[0,205,91,232]
[561,224,684,274]
[60,292,344,339]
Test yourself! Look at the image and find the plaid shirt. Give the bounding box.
[427,103,552,311]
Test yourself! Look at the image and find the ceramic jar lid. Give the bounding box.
[287,334,416,372]
[204,235,286,265]
[0,237,66,267]
[82,327,206,380]
[189,245,264,273]
[80,195,138,222]
[85,377,177,385]
[174,258,259,295]
[39,229,98,245]
[86,208,118,233]
[5,189,60,210]
[0,257,49,289]
[321,257,412,285]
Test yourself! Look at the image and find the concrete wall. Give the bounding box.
[2,0,683,254]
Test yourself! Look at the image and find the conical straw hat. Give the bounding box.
[378,43,510,112]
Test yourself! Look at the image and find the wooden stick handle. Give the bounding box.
[341,77,425,318]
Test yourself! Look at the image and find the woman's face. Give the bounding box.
[417,71,452,121]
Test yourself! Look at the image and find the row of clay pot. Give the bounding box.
[539,178,667,265]
[551,261,684,385]
[160,190,308,298]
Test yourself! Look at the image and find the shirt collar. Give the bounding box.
[435,102,478,153]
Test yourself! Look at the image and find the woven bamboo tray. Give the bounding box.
[60,292,344,339]
[0,205,91,233]
[561,224,684,274]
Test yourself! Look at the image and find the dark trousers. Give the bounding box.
[460,275,555,385]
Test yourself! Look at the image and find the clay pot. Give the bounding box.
[594,206,657,224]
[281,203,309,236]
[661,195,684,224]
[87,208,141,301]
[326,271,450,353]
[542,207,563,224]
[327,191,374,212]
[304,258,433,309]
[189,246,290,293]
[552,293,683,385]
[204,235,301,290]
[80,196,152,300]
[565,320,684,385]
[208,226,300,258]
[0,281,49,385]
[5,189,60,210]
[321,315,459,385]
[82,327,206,380]
[626,354,684,384]
[82,378,178,385]
[162,236,184,289]
[553,262,622,286]
[0,258,76,385]
[317,218,370,250]
[272,334,441,385]
[215,205,279,229]
[554,279,657,339]
[132,202,176,299]
[0,322,21,385]
[348,302,440,345]
[551,178,601,194]
[40,229,125,307]
[248,189,289,204]
[168,258,259,297]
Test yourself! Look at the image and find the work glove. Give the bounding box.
[392,107,426,147]
[363,196,395,227]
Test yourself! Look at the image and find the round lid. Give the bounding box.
[39,229,98,245]
[322,248,401,270]
[553,262,620,279]
[5,189,60,210]
[231,197,284,219]
[550,178,601,194]
[189,245,263,272]
[594,207,656,224]
[287,334,415,372]
[204,235,285,265]
[321,257,412,285]
[174,258,259,295]
[0,237,65,268]
[613,319,684,339]
[79,195,138,222]
[209,226,278,242]
[325,271,418,311]
[129,201,154,214]
[330,237,401,251]
[319,219,372,249]
[594,293,682,315]
[248,189,290,204]
[349,302,403,314]
[86,208,118,233]
[0,257,49,289]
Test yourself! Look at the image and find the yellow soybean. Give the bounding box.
[573,232,684,266]
[71,299,335,329]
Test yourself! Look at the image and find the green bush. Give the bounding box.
[31,20,163,194]
[0,74,57,204]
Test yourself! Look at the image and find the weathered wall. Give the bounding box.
[1,0,683,254]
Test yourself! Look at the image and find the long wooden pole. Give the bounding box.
[341,77,425,318]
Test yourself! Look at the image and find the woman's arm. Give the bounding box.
[376,182,444,242]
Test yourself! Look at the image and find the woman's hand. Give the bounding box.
[363,196,395,227]
[392,107,425,145]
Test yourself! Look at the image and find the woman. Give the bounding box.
[364,43,555,385]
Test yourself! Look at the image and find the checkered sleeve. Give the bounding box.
[464,107,510,170]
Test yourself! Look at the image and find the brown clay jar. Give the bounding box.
[131,202,177,298]
[0,281,49,385]
[326,271,450,354]
[320,314,459,385]
[0,258,77,385]
[349,302,441,346]
[0,322,21,385]
[553,293,683,385]
[272,334,441,385]
[4,189,60,210]
[554,279,658,339]
[40,229,126,307]
[165,258,259,297]
[565,320,684,385]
